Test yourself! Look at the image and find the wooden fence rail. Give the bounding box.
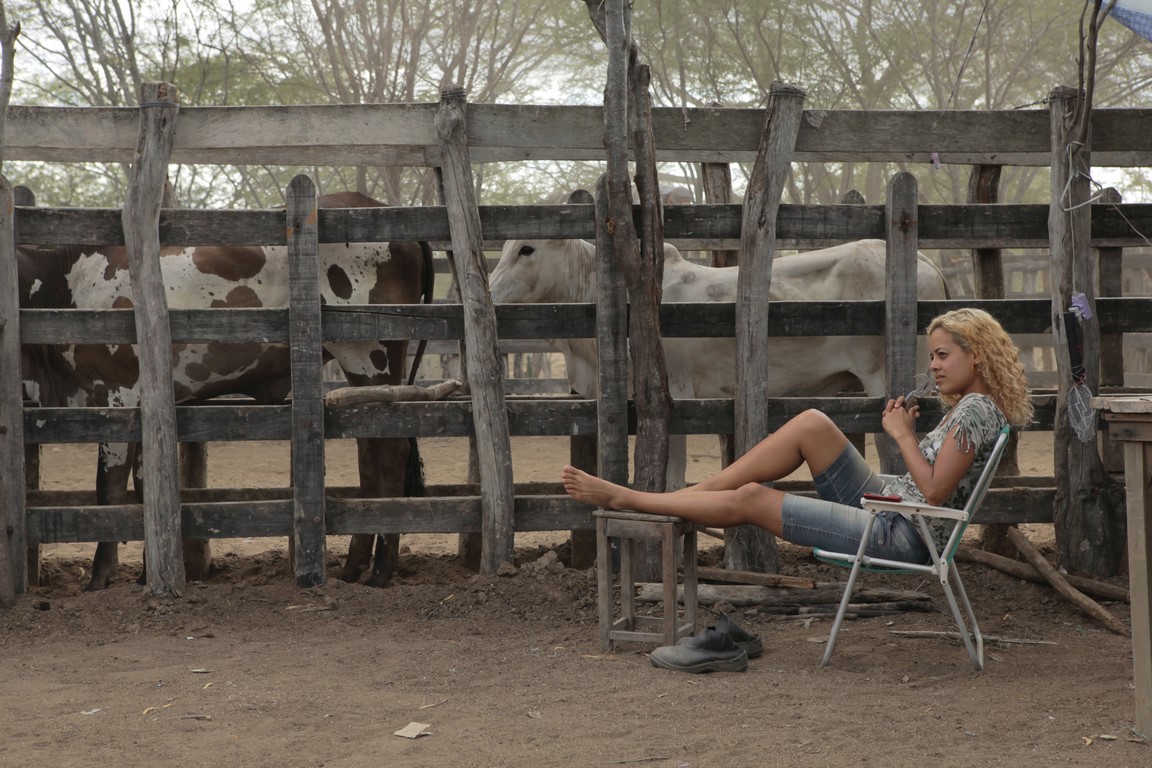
[3,99,1152,597]
[5,104,1152,167]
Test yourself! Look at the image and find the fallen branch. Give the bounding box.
[696,565,817,590]
[325,379,462,408]
[1005,527,1129,637]
[637,582,931,608]
[759,602,934,617]
[956,545,1129,602]
[891,629,1058,646]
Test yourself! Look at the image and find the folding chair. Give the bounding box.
[814,424,1012,671]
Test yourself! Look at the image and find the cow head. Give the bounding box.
[489,238,597,306]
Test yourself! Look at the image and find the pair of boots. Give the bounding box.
[649,614,763,673]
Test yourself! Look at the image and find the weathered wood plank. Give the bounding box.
[731,82,805,573]
[436,88,516,573]
[123,82,183,597]
[20,393,1065,445]
[7,103,1151,166]
[286,175,326,588]
[881,172,920,475]
[0,177,24,603]
[15,202,1152,250]
[22,296,1152,348]
[24,481,1057,545]
[594,175,630,486]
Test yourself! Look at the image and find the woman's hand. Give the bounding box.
[882,397,918,441]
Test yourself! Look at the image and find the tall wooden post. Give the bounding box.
[880,172,920,475]
[966,164,1021,556]
[13,184,38,589]
[1097,187,1125,474]
[628,62,672,497]
[598,0,671,581]
[436,86,516,573]
[701,161,740,474]
[0,177,22,606]
[122,82,183,596]
[1048,86,1126,576]
[728,82,805,573]
[594,174,630,490]
[286,175,326,588]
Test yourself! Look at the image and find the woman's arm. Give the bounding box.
[882,403,975,506]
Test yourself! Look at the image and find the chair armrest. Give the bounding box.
[861,498,968,522]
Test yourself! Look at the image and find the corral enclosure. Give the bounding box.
[3,99,1152,597]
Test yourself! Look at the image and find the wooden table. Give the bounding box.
[1093,396,1152,738]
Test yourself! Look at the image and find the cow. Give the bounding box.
[18,191,434,590]
[488,237,950,488]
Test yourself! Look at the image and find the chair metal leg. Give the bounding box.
[945,562,984,670]
[915,515,984,670]
[821,514,877,666]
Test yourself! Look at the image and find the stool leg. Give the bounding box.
[596,516,612,652]
[683,526,698,637]
[620,536,635,631]
[662,525,677,646]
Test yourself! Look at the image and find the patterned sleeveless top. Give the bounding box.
[884,393,1007,549]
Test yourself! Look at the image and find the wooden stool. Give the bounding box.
[594,509,698,651]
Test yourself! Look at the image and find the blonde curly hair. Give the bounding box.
[927,308,1033,428]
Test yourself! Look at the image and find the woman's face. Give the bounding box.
[928,328,981,398]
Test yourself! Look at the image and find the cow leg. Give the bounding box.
[341,535,375,583]
[364,437,419,589]
[340,436,406,584]
[86,442,135,591]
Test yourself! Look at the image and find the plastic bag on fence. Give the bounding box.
[1069,381,1097,443]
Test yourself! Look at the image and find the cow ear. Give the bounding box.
[566,189,594,205]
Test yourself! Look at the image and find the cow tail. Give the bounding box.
[406,240,436,386]
[404,437,426,499]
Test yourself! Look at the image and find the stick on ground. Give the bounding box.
[1006,527,1129,637]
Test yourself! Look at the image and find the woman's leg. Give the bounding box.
[562,468,788,536]
[682,409,850,493]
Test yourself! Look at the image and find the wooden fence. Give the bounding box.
[3,100,1152,597]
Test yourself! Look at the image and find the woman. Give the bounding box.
[562,308,1033,564]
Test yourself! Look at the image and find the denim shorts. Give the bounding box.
[780,442,931,563]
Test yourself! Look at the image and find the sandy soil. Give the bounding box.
[2,433,1148,767]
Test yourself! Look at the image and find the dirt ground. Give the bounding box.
[1,432,1148,767]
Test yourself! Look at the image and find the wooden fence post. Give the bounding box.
[966,163,1021,557]
[598,0,670,581]
[701,161,740,475]
[435,86,516,573]
[594,174,630,488]
[881,172,920,475]
[1098,187,1125,474]
[286,175,326,588]
[1048,85,1126,576]
[840,190,870,462]
[729,82,806,573]
[0,176,22,606]
[13,184,38,589]
[122,82,183,596]
[629,62,672,497]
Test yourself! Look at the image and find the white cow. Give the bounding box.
[489,238,950,487]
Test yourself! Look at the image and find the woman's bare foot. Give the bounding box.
[561,465,633,509]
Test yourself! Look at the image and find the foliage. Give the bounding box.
[2,0,1151,207]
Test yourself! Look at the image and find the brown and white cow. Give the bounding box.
[18,191,433,589]
[489,237,950,488]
